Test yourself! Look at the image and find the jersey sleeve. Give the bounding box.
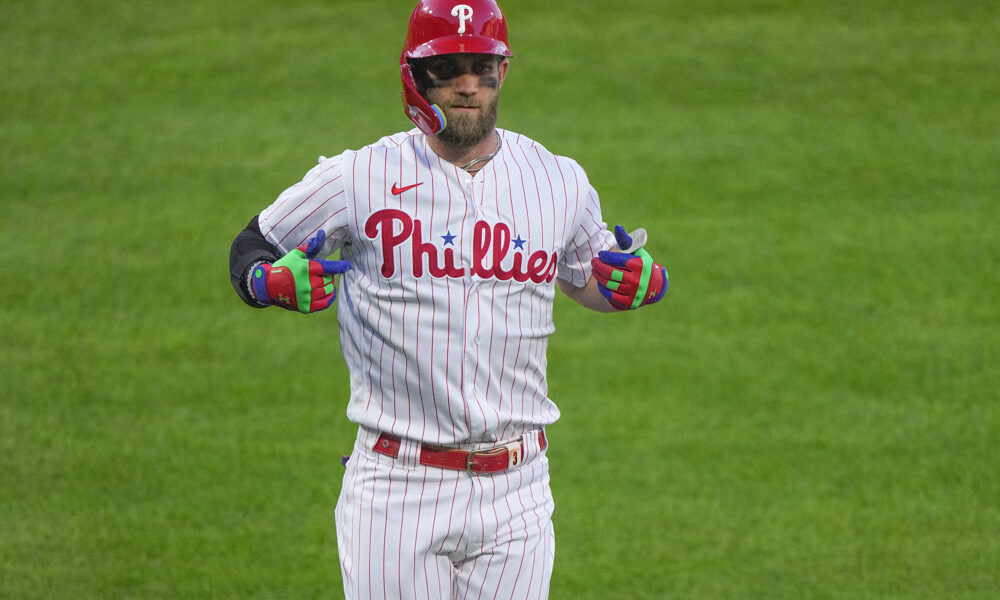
[258,154,351,257]
[557,171,615,287]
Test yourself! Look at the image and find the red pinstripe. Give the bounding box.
[501,149,531,431]
[263,166,341,232]
[263,175,342,236]
[513,143,547,425]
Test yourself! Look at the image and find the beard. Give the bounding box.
[436,95,499,148]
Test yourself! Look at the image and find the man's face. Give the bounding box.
[417,53,509,147]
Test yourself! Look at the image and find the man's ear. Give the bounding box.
[498,58,510,88]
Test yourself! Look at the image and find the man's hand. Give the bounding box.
[590,225,668,311]
[251,230,352,313]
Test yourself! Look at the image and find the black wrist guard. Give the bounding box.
[229,215,279,307]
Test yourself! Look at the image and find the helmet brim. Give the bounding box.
[404,35,512,60]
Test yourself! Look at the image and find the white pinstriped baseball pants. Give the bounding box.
[335,427,555,600]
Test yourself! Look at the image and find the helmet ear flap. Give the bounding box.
[400,59,446,135]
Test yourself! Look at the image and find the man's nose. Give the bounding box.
[453,72,479,95]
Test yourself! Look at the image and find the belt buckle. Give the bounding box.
[466,441,523,475]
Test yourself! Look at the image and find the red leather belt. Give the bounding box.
[373,431,547,475]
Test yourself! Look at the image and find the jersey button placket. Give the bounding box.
[463,267,481,407]
[461,171,485,430]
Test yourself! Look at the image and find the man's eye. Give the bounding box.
[429,62,460,80]
[473,62,495,76]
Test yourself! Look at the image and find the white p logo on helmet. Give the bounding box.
[451,4,474,34]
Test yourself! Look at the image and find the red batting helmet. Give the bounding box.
[400,0,512,134]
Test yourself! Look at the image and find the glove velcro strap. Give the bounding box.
[250,263,272,306]
[631,249,655,309]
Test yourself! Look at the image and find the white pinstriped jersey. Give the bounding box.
[259,128,614,445]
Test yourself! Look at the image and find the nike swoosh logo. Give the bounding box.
[391,181,423,195]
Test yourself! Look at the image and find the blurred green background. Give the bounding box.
[2,0,998,598]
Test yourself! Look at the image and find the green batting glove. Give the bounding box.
[251,230,352,313]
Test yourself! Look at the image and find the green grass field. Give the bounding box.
[2,0,998,598]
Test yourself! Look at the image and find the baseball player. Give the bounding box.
[228,1,668,598]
